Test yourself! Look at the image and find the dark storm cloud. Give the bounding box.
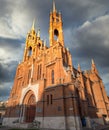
[0,82,12,100]
[1,0,109,34]
[0,0,13,16]
[0,60,18,82]
[0,37,24,60]
[0,37,23,99]
[16,0,109,46]
[0,37,23,81]
[71,15,109,69]
[0,37,22,49]
[0,86,10,97]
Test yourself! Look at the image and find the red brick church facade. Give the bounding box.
[3,1,109,130]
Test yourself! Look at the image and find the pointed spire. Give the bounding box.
[78,64,80,68]
[92,59,95,65]
[31,19,35,30]
[44,40,46,46]
[53,0,56,12]
[78,64,81,72]
[37,28,40,37]
[91,59,98,74]
[67,47,69,51]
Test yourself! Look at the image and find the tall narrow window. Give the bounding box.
[37,64,42,80]
[37,65,39,80]
[40,64,42,79]
[51,94,53,104]
[28,69,31,83]
[54,29,59,41]
[28,46,32,57]
[51,70,54,84]
[47,95,49,105]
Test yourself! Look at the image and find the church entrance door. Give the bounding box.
[25,94,36,122]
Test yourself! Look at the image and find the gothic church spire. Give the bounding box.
[49,0,64,46]
[53,0,56,12]
[31,19,35,31]
[92,59,95,65]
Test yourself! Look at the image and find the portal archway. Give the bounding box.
[23,90,36,123]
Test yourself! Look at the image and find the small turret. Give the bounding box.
[78,64,82,72]
[23,20,37,61]
[91,59,98,74]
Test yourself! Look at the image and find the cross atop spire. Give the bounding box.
[31,19,35,30]
[53,0,56,12]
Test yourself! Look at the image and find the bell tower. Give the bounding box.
[49,0,64,47]
[23,20,37,61]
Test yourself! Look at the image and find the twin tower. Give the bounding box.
[23,1,64,62]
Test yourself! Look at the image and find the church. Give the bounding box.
[3,1,109,130]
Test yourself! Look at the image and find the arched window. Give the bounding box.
[28,46,32,57]
[51,70,54,84]
[54,29,59,41]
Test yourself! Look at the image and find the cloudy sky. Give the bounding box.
[0,0,109,100]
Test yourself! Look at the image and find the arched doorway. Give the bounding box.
[23,91,36,123]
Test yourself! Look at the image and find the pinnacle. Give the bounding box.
[31,19,35,30]
[37,28,40,37]
[92,59,95,64]
[78,63,80,68]
[78,63,81,72]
